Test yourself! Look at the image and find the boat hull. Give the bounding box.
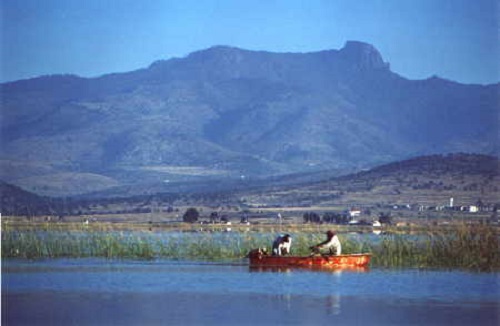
[248,249,371,269]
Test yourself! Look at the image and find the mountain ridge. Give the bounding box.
[1,41,498,196]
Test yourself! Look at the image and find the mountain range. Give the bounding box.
[1,41,498,196]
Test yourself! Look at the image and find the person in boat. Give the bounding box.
[310,230,341,255]
[272,234,292,256]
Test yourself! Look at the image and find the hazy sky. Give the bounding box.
[1,0,498,84]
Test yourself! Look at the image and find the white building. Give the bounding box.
[349,209,361,218]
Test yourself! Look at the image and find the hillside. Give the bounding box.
[241,153,500,209]
[1,41,499,196]
[0,181,59,216]
[1,154,498,218]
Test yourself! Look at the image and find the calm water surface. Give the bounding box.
[2,259,499,325]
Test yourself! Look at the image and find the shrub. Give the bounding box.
[183,207,199,223]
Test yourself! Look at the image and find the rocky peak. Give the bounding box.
[339,41,389,70]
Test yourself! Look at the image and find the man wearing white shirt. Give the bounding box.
[311,230,341,255]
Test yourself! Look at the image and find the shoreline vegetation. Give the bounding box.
[2,221,499,272]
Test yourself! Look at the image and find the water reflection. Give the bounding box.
[249,265,369,273]
[248,265,368,316]
[326,294,342,315]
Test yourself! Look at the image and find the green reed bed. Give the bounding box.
[368,225,500,271]
[1,230,333,260]
[2,231,157,260]
[2,225,499,271]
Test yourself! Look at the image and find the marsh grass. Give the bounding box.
[2,224,499,271]
[2,231,157,259]
[368,225,500,271]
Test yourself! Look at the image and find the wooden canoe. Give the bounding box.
[248,248,371,269]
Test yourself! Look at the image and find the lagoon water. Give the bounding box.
[2,259,499,325]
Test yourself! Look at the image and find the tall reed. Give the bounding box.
[368,225,500,271]
[2,225,499,271]
[2,231,156,259]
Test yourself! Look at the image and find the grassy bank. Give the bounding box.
[2,224,499,272]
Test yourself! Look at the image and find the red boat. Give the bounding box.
[248,248,371,270]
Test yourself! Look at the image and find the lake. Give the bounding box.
[2,258,499,325]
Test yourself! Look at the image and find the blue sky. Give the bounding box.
[1,0,498,84]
